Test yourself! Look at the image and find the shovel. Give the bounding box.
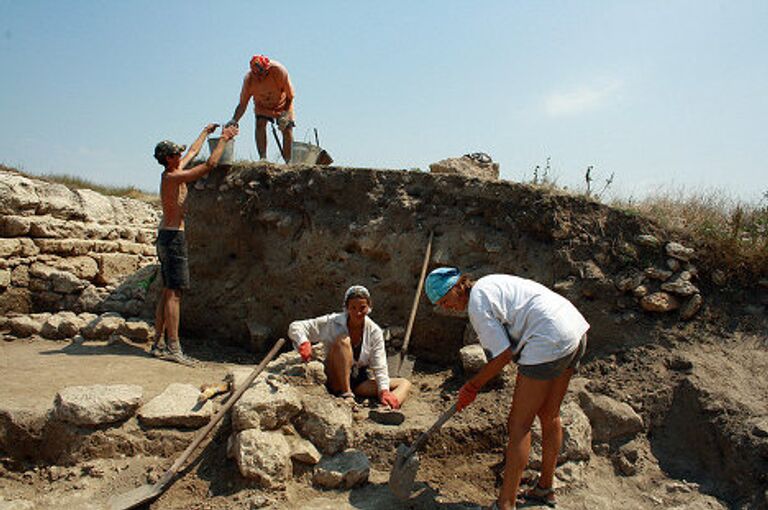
[387,230,434,379]
[109,337,287,510]
[388,402,457,499]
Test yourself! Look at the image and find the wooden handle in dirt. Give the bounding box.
[400,230,434,358]
[157,337,287,487]
[403,402,457,460]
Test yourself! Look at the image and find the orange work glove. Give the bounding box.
[457,381,480,412]
[298,342,312,362]
[379,390,401,409]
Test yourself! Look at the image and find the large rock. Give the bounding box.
[459,344,487,373]
[578,390,644,443]
[295,395,353,455]
[81,313,126,340]
[285,434,322,465]
[0,215,32,237]
[680,294,703,320]
[312,449,370,489]
[51,256,99,281]
[138,383,213,428]
[41,312,84,339]
[232,376,303,431]
[661,277,700,297]
[232,429,292,488]
[8,315,45,337]
[665,242,694,261]
[639,292,679,313]
[54,384,143,426]
[117,318,154,342]
[429,153,499,180]
[0,269,10,289]
[95,253,140,285]
[530,401,592,467]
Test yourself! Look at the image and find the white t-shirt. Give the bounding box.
[467,274,590,365]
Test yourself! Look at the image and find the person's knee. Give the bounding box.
[538,411,562,431]
[391,378,412,391]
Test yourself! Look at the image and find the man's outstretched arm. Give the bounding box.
[167,125,239,184]
[180,123,218,169]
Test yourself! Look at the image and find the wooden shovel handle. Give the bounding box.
[404,402,457,459]
[400,230,434,356]
[158,338,287,487]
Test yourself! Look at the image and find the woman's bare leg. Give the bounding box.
[537,368,574,488]
[324,336,354,394]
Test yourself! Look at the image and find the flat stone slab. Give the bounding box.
[232,376,302,431]
[138,383,213,428]
[232,429,291,488]
[54,384,142,426]
[312,448,370,489]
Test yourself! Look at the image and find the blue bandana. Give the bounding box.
[425,267,461,304]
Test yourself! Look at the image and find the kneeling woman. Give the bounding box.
[287,285,411,413]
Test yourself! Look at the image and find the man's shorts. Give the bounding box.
[156,229,190,290]
[256,114,296,129]
[518,334,588,381]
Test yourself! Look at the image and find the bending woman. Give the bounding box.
[425,268,589,510]
[287,285,412,415]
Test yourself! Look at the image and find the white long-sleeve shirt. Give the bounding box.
[468,274,590,365]
[287,312,390,392]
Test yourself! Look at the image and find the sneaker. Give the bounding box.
[149,341,168,358]
[164,348,199,367]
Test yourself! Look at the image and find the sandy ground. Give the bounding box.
[0,336,737,509]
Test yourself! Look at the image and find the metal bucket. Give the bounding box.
[290,141,322,165]
[207,137,235,165]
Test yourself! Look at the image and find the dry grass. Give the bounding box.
[613,188,768,280]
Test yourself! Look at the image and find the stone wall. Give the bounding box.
[0,168,159,317]
[179,163,703,363]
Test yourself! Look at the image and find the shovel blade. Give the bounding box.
[387,353,415,379]
[109,482,164,510]
[388,443,420,499]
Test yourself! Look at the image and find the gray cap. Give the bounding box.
[153,140,186,165]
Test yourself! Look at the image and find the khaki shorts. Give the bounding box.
[518,334,587,381]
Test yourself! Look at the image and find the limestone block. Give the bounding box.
[644,267,673,281]
[0,172,40,215]
[232,377,303,431]
[117,318,154,342]
[429,154,499,180]
[286,434,322,465]
[295,395,352,454]
[0,239,21,258]
[635,234,661,248]
[54,384,143,426]
[34,181,80,218]
[665,242,694,261]
[11,265,29,287]
[8,315,44,337]
[28,216,66,238]
[95,253,140,284]
[661,278,700,297]
[0,499,36,510]
[640,292,679,313]
[232,429,292,488]
[0,269,10,289]
[0,215,31,237]
[50,270,87,294]
[680,294,703,320]
[81,313,126,340]
[41,313,79,339]
[578,390,644,443]
[138,383,213,428]
[460,344,487,373]
[51,256,99,281]
[312,449,370,489]
[77,285,105,312]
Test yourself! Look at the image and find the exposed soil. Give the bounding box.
[2,331,762,509]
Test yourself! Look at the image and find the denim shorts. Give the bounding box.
[518,334,588,381]
[156,229,190,290]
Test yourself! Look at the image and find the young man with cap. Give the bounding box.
[425,268,589,510]
[226,54,295,163]
[150,123,239,365]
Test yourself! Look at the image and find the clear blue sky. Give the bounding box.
[1,1,766,201]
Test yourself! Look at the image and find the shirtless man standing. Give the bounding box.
[149,123,239,365]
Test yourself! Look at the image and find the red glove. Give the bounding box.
[379,390,400,409]
[298,342,312,362]
[457,381,480,412]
